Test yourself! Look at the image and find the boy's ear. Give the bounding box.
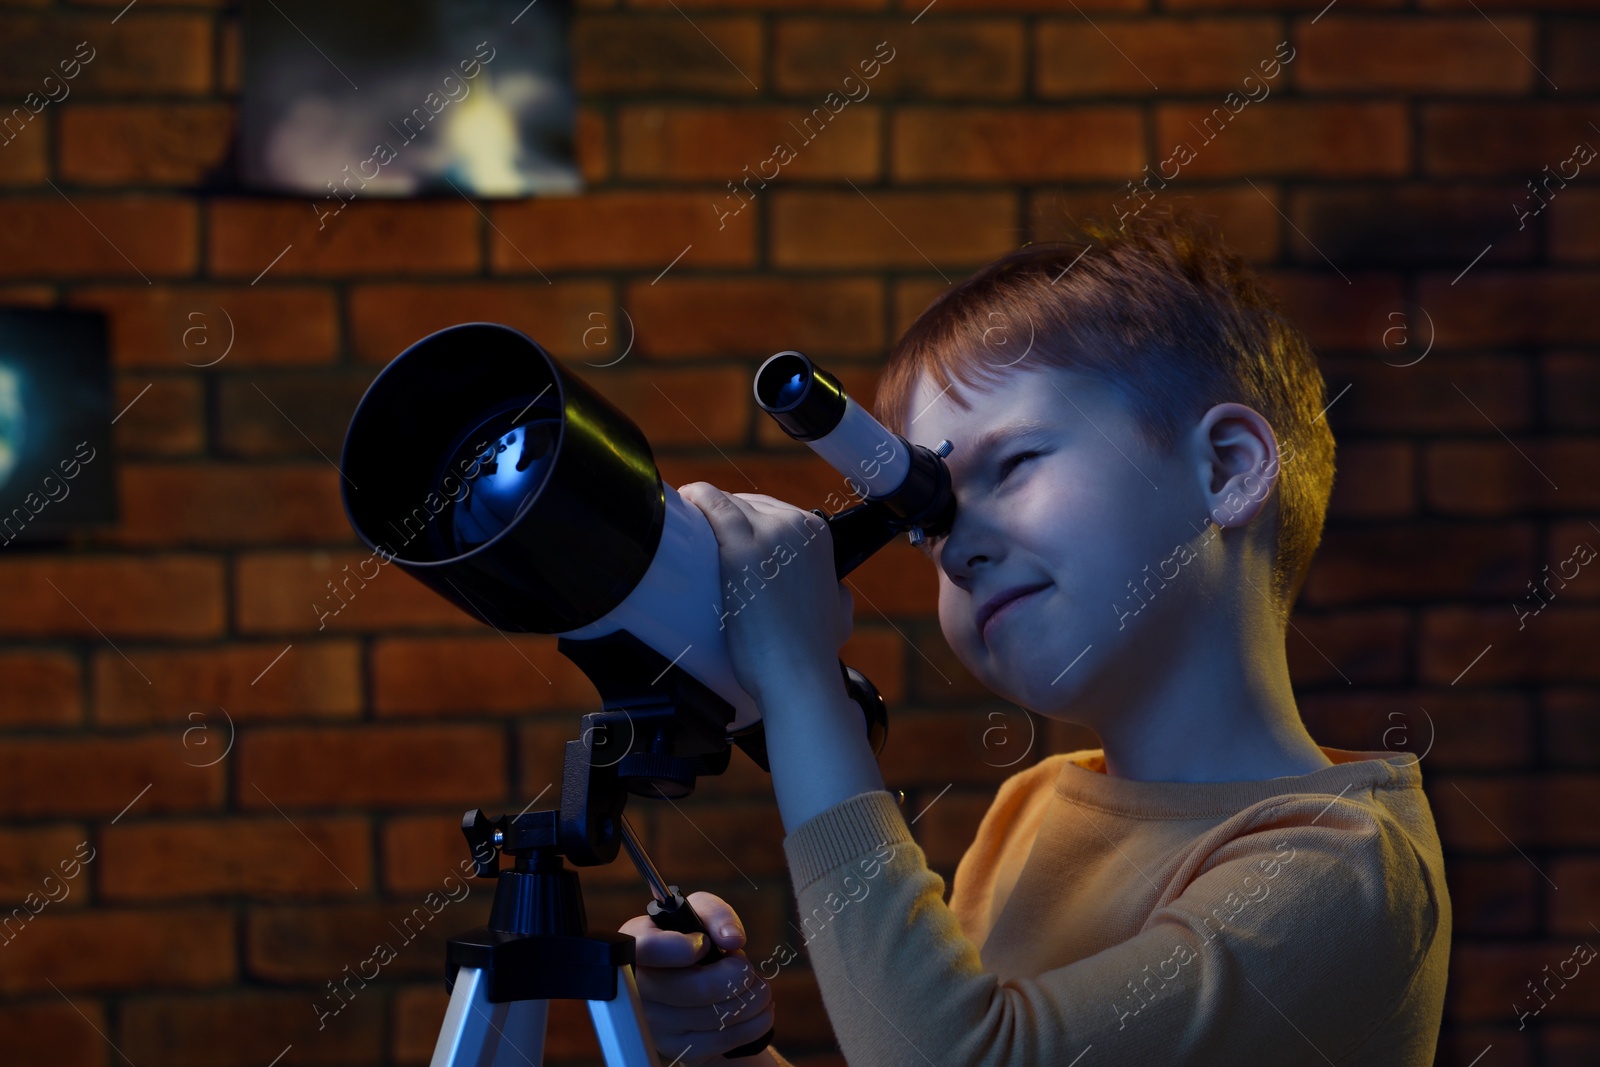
[1192,402,1280,529]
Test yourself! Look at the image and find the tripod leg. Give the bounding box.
[431,965,549,1067]
[589,963,663,1067]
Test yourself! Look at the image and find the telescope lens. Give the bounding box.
[440,407,561,555]
[774,371,806,407]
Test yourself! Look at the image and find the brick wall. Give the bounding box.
[0,0,1596,1064]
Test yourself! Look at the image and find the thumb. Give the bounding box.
[685,891,745,950]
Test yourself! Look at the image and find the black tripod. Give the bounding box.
[428,629,886,1066]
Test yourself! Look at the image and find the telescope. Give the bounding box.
[338,322,957,1066]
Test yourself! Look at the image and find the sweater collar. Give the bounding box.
[1051,746,1424,819]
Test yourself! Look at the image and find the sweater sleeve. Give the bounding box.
[781,788,1441,1067]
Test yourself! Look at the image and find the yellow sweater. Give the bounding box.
[780,746,1451,1066]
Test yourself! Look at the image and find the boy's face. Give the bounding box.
[902,363,1211,720]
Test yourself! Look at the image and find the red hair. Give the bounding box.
[872,204,1337,611]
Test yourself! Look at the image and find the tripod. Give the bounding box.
[428,628,886,1067]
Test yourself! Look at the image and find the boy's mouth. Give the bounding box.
[978,582,1051,642]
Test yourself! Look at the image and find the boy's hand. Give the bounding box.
[677,483,853,707]
[621,892,775,1065]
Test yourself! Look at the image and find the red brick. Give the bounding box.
[1036,18,1282,96]
[652,797,790,880]
[837,626,905,707]
[1443,857,1539,936]
[1257,270,1405,353]
[1544,525,1600,597]
[104,463,348,547]
[1424,104,1600,177]
[619,105,881,180]
[774,20,1024,99]
[1325,440,1415,519]
[0,650,81,727]
[121,991,384,1067]
[1296,689,1533,770]
[0,12,211,96]
[576,104,608,184]
[580,365,752,446]
[0,999,108,1067]
[1438,1025,1535,1067]
[0,284,54,307]
[102,817,370,901]
[0,112,46,184]
[0,735,225,818]
[207,200,480,279]
[1447,942,1600,1022]
[0,556,225,639]
[213,371,369,459]
[1548,1026,1600,1067]
[1303,523,1536,608]
[234,551,483,635]
[1284,608,1410,685]
[574,14,762,95]
[1549,190,1600,264]
[1549,18,1600,91]
[1420,608,1600,686]
[845,536,940,619]
[770,190,1015,269]
[60,103,234,184]
[371,636,592,716]
[114,375,204,456]
[67,285,341,368]
[893,277,954,339]
[237,724,508,810]
[632,0,887,7]
[1549,857,1600,936]
[219,8,240,95]
[1028,185,1284,263]
[0,196,197,280]
[0,825,91,902]
[1319,356,1532,434]
[0,907,234,994]
[892,107,1142,181]
[246,901,474,982]
[909,787,989,870]
[629,276,884,360]
[1544,688,1600,769]
[1420,272,1600,347]
[347,280,611,364]
[1154,102,1408,178]
[94,641,362,726]
[489,191,756,272]
[1167,0,1398,7]
[1425,442,1600,516]
[1434,775,1600,852]
[1288,184,1535,268]
[927,0,1142,8]
[1295,16,1534,93]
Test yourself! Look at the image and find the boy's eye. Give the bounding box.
[998,451,1039,480]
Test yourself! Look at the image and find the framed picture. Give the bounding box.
[0,308,115,545]
[239,0,581,199]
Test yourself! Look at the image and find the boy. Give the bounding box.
[623,207,1451,1066]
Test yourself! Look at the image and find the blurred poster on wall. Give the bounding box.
[239,0,581,199]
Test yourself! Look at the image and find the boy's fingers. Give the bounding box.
[684,891,745,949]
[636,951,763,1007]
[620,914,711,968]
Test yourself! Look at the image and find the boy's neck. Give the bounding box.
[1082,617,1334,784]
